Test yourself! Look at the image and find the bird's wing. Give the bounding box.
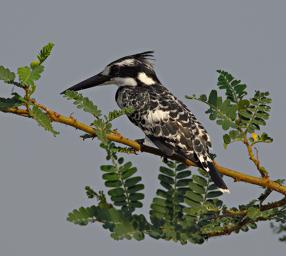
[140,86,213,166]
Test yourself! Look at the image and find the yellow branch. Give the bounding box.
[3,104,286,196]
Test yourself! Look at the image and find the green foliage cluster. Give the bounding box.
[1,43,285,244]
[0,42,58,135]
[187,70,273,148]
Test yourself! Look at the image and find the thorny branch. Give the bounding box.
[2,99,286,197]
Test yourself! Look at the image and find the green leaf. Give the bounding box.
[103,173,120,181]
[105,180,122,188]
[176,179,192,187]
[192,175,208,187]
[189,90,237,131]
[184,197,202,207]
[67,206,98,225]
[107,107,134,122]
[160,166,175,177]
[125,177,142,187]
[217,70,247,102]
[108,188,125,197]
[206,191,223,198]
[159,174,175,185]
[37,42,55,64]
[246,207,261,220]
[129,193,144,201]
[121,167,137,179]
[67,205,145,241]
[223,134,231,145]
[176,163,189,171]
[185,191,204,203]
[176,170,191,179]
[30,105,59,136]
[17,65,44,86]
[189,182,205,194]
[127,184,144,194]
[0,66,15,82]
[17,66,31,84]
[63,90,101,117]
[0,95,23,110]
[208,90,218,106]
[100,165,116,172]
[85,186,98,199]
[31,65,45,81]
[239,91,272,133]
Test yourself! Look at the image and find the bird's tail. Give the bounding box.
[206,161,229,193]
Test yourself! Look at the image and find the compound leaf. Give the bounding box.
[37,42,55,64]
[30,105,59,136]
[63,90,101,117]
[217,70,247,102]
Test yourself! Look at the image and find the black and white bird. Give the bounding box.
[62,51,229,192]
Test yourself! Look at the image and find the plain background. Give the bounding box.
[0,0,285,255]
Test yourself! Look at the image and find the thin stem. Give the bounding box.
[243,136,268,177]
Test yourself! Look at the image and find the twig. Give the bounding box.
[243,136,268,177]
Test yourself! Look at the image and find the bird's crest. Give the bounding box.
[110,51,155,69]
[131,51,155,68]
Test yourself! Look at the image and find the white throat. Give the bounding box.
[112,77,137,86]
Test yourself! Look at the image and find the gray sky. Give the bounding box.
[1,0,285,255]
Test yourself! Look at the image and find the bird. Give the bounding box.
[61,51,229,193]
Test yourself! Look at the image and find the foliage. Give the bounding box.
[30,105,59,136]
[0,44,285,244]
[0,94,23,111]
[0,43,56,135]
[17,65,45,86]
[63,90,102,117]
[36,42,54,65]
[0,65,16,82]
[187,70,273,148]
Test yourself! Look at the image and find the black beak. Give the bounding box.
[61,73,110,94]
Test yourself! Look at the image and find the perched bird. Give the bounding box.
[61,51,229,192]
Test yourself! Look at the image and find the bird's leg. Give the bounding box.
[136,138,171,162]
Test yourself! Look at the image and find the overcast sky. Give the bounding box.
[1,0,286,255]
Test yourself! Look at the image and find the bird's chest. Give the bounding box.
[115,86,175,131]
[115,86,152,120]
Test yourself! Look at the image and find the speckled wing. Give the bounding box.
[142,85,213,164]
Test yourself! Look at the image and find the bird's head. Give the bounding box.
[61,51,160,94]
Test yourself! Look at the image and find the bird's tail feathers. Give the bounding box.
[205,161,230,193]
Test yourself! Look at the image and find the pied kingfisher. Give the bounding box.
[62,51,229,192]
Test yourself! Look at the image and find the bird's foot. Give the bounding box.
[80,133,96,141]
[135,138,145,146]
[162,156,171,164]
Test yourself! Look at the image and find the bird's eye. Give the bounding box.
[112,66,120,76]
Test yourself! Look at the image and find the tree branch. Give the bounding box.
[204,216,272,238]
[2,99,286,196]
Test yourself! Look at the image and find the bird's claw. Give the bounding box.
[135,138,145,146]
